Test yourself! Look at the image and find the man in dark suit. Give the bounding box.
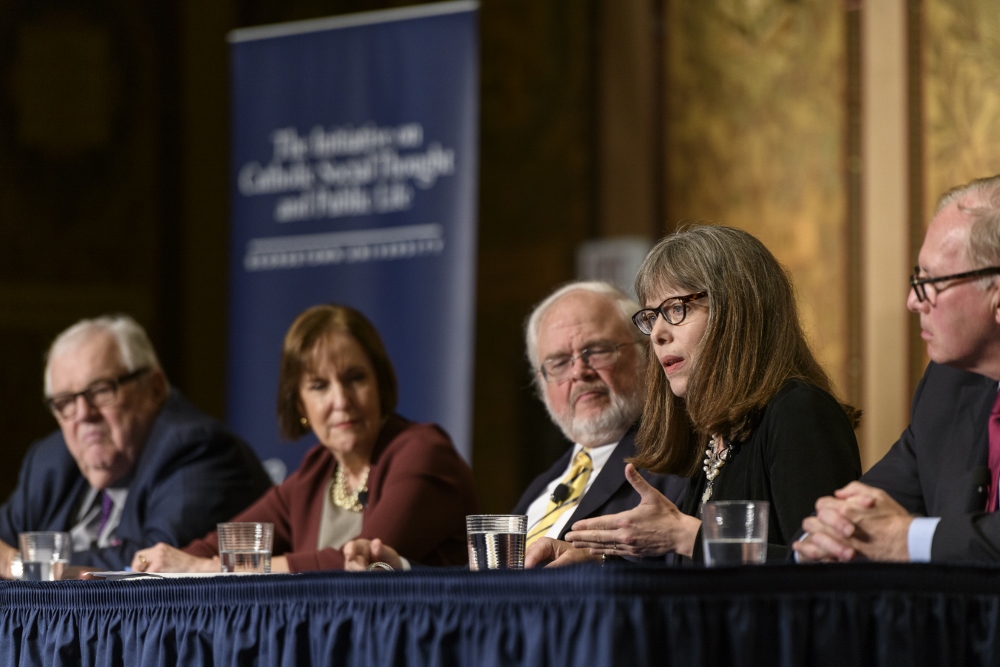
[0,315,272,577]
[517,282,686,567]
[794,173,1000,563]
[341,282,686,571]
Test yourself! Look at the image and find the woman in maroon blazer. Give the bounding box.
[131,304,478,573]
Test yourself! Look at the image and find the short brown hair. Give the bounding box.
[630,224,859,476]
[276,304,398,439]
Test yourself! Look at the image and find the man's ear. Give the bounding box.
[992,285,1000,325]
[149,368,169,402]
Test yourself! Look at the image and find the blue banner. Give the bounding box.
[227,2,478,480]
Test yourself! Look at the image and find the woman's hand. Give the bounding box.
[524,537,601,568]
[564,464,702,558]
[131,543,218,573]
[343,538,403,572]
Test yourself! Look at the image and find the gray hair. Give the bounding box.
[524,280,645,372]
[44,314,162,396]
[936,174,1000,279]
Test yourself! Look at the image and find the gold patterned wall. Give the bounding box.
[664,0,851,396]
[922,0,1000,217]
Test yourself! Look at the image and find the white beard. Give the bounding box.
[546,382,643,447]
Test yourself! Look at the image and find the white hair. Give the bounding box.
[524,280,644,372]
[44,314,162,396]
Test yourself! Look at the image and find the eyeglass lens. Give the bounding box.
[541,344,621,381]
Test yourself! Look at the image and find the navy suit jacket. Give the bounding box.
[0,389,273,570]
[862,362,1000,562]
[512,425,688,541]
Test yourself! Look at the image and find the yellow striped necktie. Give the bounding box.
[526,449,593,547]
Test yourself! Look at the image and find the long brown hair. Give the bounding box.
[629,225,860,476]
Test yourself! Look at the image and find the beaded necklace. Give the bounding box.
[701,434,733,504]
[330,465,370,512]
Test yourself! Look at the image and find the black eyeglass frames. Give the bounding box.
[631,291,708,335]
[45,367,151,419]
[909,266,1000,303]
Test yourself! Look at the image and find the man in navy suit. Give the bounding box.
[0,315,272,577]
[795,173,1000,563]
[516,282,686,567]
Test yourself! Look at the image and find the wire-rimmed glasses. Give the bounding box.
[539,342,635,382]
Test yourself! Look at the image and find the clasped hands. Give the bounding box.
[792,482,913,563]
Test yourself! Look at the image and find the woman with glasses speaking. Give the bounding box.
[564,225,863,563]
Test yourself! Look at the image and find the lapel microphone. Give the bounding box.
[549,466,591,504]
[550,483,570,504]
[973,465,990,499]
[358,490,369,507]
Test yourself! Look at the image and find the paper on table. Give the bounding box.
[87,571,260,580]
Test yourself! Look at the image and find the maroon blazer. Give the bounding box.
[184,414,478,571]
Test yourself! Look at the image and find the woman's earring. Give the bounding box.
[300,417,309,426]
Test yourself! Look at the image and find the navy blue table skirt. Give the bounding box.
[3,562,1000,666]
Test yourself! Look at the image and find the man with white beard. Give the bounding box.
[514,282,687,567]
[340,282,687,571]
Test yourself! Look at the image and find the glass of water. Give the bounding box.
[466,515,527,571]
[701,501,769,567]
[217,522,273,573]
[19,532,72,581]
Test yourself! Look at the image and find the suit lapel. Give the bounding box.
[512,448,573,515]
[949,379,997,512]
[958,380,995,471]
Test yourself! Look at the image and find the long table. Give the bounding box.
[3,562,1000,666]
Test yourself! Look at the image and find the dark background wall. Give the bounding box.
[0,0,595,512]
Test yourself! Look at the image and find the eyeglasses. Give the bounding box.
[45,368,150,419]
[909,266,1000,304]
[539,342,635,383]
[631,291,708,335]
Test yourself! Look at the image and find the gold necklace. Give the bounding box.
[701,434,732,504]
[330,465,370,512]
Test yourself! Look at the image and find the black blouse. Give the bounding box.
[680,379,862,562]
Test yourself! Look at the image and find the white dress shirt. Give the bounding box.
[524,441,618,542]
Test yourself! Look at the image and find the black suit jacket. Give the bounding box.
[0,389,273,570]
[861,362,1000,562]
[512,425,688,541]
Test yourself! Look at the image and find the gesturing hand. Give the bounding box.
[564,464,702,559]
[524,537,601,568]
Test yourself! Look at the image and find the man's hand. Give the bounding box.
[343,538,402,572]
[793,482,913,563]
[131,543,218,573]
[0,540,18,580]
[564,464,701,558]
[524,537,601,568]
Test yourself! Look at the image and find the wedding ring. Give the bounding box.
[367,562,394,572]
[138,554,147,564]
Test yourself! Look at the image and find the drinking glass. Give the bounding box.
[466,515,527,571]
[217,522,273,573]
[19,532,72,581]
[702,501,769,567]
